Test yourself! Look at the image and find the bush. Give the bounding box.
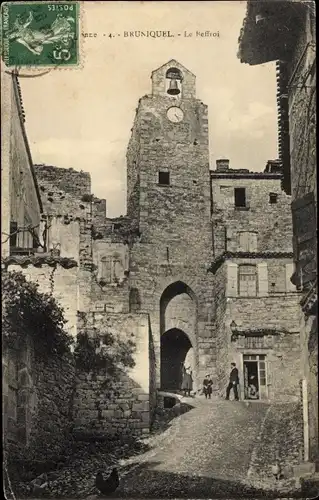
[74,330,136,375]
[2,270,72,358]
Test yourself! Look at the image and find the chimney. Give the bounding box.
[264,159,282,173]
[216,159,230,172]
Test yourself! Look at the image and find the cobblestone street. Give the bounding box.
[113,397,300,498]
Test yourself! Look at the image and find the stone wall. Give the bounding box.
[34,164,91,214]
[4,336,75,474]
[300,312,318,464]
[39,216,80,262]
[7,263,79,338]
[211,175,293,254]
[151,59,196,99]
[210,263,228,392]
[1,71,41,256]
[127,62,215,391]
[224,269,301,401]
[73,312,151,436]
[285,8,318,468]
[286,11,316,202]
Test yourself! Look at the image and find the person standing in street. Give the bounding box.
[225,362,239,401]
[181,364,193,397]
[203,374,213,399]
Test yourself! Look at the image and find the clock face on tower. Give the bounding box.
[167,106,184,123]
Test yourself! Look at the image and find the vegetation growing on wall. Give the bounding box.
[74,330,136,375]
[2,269,72,357]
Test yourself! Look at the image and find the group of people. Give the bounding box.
[180,362,245,401]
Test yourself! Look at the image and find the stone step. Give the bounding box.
[293,461,316,477]
[300,472,319,497]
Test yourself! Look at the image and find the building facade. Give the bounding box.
[210,159,301,401]
[238,0,317,466]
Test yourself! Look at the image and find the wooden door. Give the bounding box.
[258,359,268,400]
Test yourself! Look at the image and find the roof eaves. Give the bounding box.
[12,73,43,212]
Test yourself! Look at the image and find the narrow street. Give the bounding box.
[113,397,287,498]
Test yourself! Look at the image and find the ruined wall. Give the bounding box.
[33,164,91,215]
[73,312,150,437]
[7,263,78,338]
[90,238,130,313]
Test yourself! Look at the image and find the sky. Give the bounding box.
[19,1,278,218]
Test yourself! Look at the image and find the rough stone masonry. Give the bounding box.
[8,60,303,440]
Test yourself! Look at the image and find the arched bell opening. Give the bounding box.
[160,328,192,391]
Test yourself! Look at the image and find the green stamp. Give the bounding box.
[1,2,79,67]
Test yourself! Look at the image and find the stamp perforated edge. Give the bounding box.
[1,1,86,73]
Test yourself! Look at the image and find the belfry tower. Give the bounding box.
[127,60,215,391]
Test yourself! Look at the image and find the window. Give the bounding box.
[259,361,266,386]
[269,193,278,204]
[159,171,170,185]
[238,232,257,252]
[238,265,257,296]
[9,221,18,248]
[234,188,247,208]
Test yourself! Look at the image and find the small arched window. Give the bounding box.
[166,67,183,81]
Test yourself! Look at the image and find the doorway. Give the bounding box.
[243,354,267,400]
[160,328,192,392]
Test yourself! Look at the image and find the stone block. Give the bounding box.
[132,402,146,412]
[101,409,115,419]
[293,462,316,477]
[141,411,150,423]
[108,404,119,410]
[137,394,149,401]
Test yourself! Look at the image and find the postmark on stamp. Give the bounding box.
[1,2,79,67]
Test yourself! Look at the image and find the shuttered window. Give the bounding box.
[285,262,296,292]
[238,265,257,296]
[100,257,112,282]
[227,262,238,297]
[238,232,258,252]
[257,262,268,296]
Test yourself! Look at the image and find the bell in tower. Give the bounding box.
[166,67,182,96]
[167,79,180,95]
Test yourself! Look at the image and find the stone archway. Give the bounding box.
[159,281,198,391]
[160,328,192,391]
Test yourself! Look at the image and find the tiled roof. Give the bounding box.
[2,254,78,269]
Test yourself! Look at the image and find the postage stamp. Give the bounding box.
[1,2,79,67]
